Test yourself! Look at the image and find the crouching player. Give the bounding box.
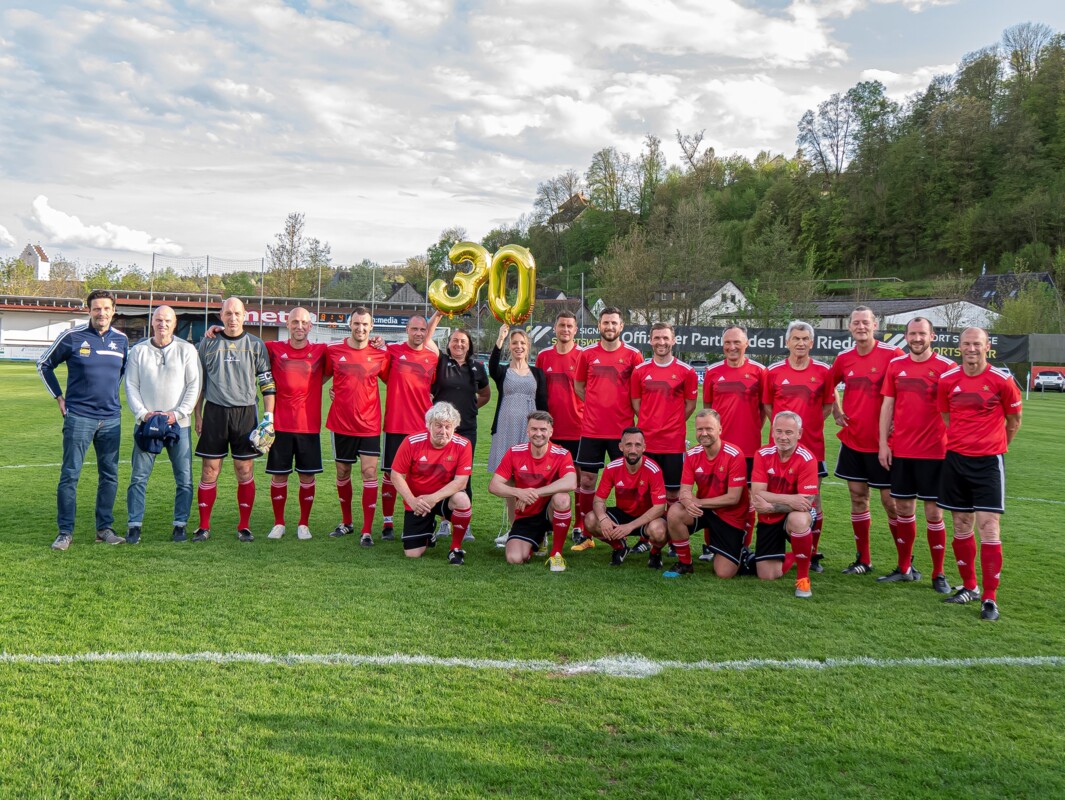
[751,411,820,598]
[583,428,667,568]
[488,411,577,572]
[389,402,473,565]
[662,409,748,578]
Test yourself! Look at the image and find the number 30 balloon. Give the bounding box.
[429,242,536,325]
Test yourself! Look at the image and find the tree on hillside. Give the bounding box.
[427,226,468,275]
[635,134,667,220]
[41,255,81,297]
[586,147,636,217]
[266,212,306,297]
[1002,22,1053,82]
[0,257,36,295]
[797,91,857,184]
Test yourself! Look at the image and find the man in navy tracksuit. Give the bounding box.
[37,289,129,549]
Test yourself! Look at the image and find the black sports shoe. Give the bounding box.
[172,526,187,543]
[126,527,142,545]
[944,587,981,604]
[667,545,677,557]
[980,599,1000,621]
[663,561,694,578]
[647,552,663,570]
[237,528,255,542]
[698,544,714,562]
[610,545,629,566]
[810,553,824,574]
[931,574,951,594]
[381,525,395,541]
[877,566,922,583]
[842,557,873,575]
[571,528,587,545]
[631,540,650,555]
[192,528,211,542]
[329,524,353,538]
[360,534,374,547]
[448,548,465,566]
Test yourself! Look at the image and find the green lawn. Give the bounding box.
[1,360,1063,798]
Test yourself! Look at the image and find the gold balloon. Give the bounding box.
[428,242,490,316]
[488,245,536,325]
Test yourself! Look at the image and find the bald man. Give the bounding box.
[124,306,201,543]
[193,297,275,542]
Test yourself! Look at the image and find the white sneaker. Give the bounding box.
[463,530,475,542]
[494,532,509,548]
[297,525,312,540]
[267,524,286,540]
[437,520,451,539]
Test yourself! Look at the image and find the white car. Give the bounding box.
[1033,371,1065,392]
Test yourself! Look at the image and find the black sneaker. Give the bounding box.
[737,548,757,576]
[631,540,650,555]
[192,528,210,542]
[381,524,395,541]
[172,526,187,543]
[944,587,981,604]
[663,561,694,578]
[329,524,354,538]
[842,557,873,575]
[647,552,663,570]
[237,528,255,542]
[571,528,587,545]
[698,544,714,562]
[667,545,677,557]
[610,545,629,566]
[360,533,374,547]
[126,527,142,545]
[980,599,1000,621]
[810,553,824,574]
[448,548,465,566]
[931,574,951,594]
[877,566,922,583]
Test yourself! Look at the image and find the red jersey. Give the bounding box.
[326,341,391,437]
[384,342,438,435]
[493,442,576,519]
[630,357,698,452]
[937,365,1022,457]
[575,342,644,439]
[536,346,584,440]
[595,457,667,518]
[390,432,473,508]
[763,359,834,460]
[829,342,905,452]
[881,352,955,460]
[681,441,749,530]
[751,445,820,525]
[703,358,766,457]
[266,340,330,434]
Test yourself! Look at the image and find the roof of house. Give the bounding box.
[968,271,1056,305]
[546,192,590,227]
[32,245,49,261]
[811,297,991,316]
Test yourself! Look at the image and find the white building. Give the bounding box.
[810,298,998,330]
[19,244,50,280]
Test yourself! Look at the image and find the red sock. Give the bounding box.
[782,552,796,574]
[851,512,872,563]
[270,481,287,525]
[674,540,692,565]
[361,480,378,534]
[895,514,917,573]
[980,541,1002,602]
[577,488,595,519]
[197,481,217,529]
[609,538,626,550]
[812,513,823,555]
[650,544,663,555]
[381,476,397,522]
[336,478,353,526]
[744,508,756,549]
[551,507,572,556]
[952,532,978,591]
[887,514,899,548]
[450,507,472,550]
[792,528,813,581]
[237,479,255,529]
[927,520,947,575]
[298,481,315,526]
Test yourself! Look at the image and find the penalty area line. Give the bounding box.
[0,652,1062,679]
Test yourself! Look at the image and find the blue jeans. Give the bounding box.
[58,412,121,534]
[126,424,193,528]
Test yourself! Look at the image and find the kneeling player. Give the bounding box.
[584,428,667,567]
[663,409,748,578]
[389,402,473,565]
[488,411,577,572]
[750,411,820,598]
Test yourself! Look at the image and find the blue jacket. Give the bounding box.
[37,324,128,418]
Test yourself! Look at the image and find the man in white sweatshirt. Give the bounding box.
[124,306,201,543]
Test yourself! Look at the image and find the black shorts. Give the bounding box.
[835,444,890,488]
[684,510,745,564]
[937,451,1006,514]
[382,432,409,472]
[754,518,789,562]
[575,437,621,471]
[817,461,828,478]
[402,499,454,550]
[332,433,382,464]
[553,439,580,461]
[266,432,323,474]
[645,452,683,490]
[195,402,259,460]
[604,507,657,540]
[890,457,943,501]
[508,506,553,550]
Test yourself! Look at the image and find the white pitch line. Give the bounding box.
[0,651,1062,679]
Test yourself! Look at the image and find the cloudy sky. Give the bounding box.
[1,0,1062,272]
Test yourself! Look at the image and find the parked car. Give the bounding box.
[1033,371,1065,392]
[689,359,709,385]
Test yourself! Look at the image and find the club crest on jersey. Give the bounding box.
[983,385,990,391]
[108,341,118,351]
[78,341,91,357]
[870,366,877,372]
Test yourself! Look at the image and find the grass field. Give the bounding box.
[1,360,1064,798]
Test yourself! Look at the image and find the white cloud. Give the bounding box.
[860,63,956,100]
[29,196,184,256]
[0,224,15,248]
